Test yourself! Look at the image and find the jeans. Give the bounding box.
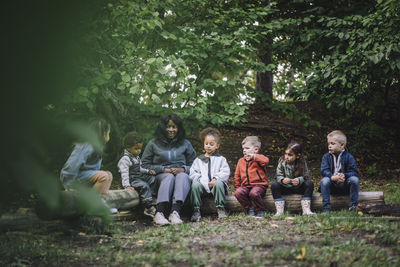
[270,180,314,200]
[320,176,359,211]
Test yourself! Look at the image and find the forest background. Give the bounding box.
[1,0,400,215]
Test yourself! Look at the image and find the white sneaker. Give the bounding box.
[154,212,170,226]
[101,198,118,214]
[169,210,183,224]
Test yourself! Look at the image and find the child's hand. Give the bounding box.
[148,170,156,175]
[291,178,300,186]
[337,173,345,183]
[282,178,291,185]
[125,186,134,190]
[208,178,217,189]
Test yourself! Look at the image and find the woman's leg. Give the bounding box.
[171,172,191,213]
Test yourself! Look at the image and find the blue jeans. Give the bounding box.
[320,176,359,211]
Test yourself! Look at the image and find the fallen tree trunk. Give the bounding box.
[357,203,400,217]
[201,192,385,215]
[37,189,384,219]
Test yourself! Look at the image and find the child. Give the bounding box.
[117,131,156,218]
[189,128,230,222]
[320,130,359,212]
[271,141,315,216]
[234,136,269,218]
[60,118,117,213]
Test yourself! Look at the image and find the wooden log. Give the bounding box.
[201,192,385,214]
[357,204,400,217]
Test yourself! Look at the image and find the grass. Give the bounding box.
[1,181,399,266]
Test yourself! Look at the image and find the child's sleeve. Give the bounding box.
[214,157,230,182]
[344,154,358,179]
[254,154,269,166]
[139,159,152,174]
[189,158,201,181]
[320,154,333,178]
[117,156,132,188]
[276,158,285,184]
[234,160,242,189]
[60,144,90,185]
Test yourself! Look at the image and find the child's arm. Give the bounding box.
[189,158,201,181]
[214,157,230,182]
[294,160,310,186]
[343,154,358,179]
[276,158,286,184]
[253,154,269,166]
[117,155,132,188]
[320,153,333,179]
[234,160,242,189]
[60,144,91,184]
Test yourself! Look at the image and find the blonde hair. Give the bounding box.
[242,136,261,148]
[327,130,347,146]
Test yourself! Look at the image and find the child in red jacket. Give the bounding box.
[234,136,269,218]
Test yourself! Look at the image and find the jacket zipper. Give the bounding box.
[256,170,262,181]
[246,161,250,185]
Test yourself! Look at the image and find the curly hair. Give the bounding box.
[154,113,186,144]
[199,127,221,144]
[123,131,143,148]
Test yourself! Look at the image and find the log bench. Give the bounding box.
[37,190,385,219]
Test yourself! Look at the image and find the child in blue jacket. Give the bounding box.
[319,130,359,212]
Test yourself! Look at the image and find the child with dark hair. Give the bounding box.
[117,131,156,218]
[271,141,315,217]
[189,128,230,222]
[60,118,117,213]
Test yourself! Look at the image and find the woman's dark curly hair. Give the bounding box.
[154,113,186,144]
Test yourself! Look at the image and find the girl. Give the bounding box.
[271,141,315,216]
[141,114,196,225]
[60,118,117,213]
[189,128,230,222]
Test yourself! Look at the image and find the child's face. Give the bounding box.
[104,130,110,143]
[284,149,298,164]
[204,135,220,156]
[242,142,259,157]
[127,143,143,156]
[327,137,344,154]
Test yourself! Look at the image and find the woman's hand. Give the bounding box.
[164,168,185,175]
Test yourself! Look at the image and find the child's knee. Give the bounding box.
[304,180,314,187]
[271,181,280,190]
[348,176,359,185]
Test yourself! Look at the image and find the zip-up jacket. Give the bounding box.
[320,151,358,179]
[141,137,196,174]
[189,154,230,193]
[117,149,152,188]
[234,154,269,189]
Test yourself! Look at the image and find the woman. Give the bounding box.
[141,114,196,225]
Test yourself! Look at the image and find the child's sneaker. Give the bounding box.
[348,205,357,211]
[191,209,202,222]
[101,198,118,214]
[169,210,183,224]
[255,210,265,218]
[144,206,156,218]
[154,212,170,226]
[247,208,256,217]
[217,207,227,219]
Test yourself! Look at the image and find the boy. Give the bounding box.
[234,136,269,218]
[320,130,359,212]
[117,131,156,217]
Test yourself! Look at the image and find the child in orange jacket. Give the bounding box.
[234,136,269,218]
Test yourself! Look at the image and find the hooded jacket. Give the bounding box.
[234,154,269,189]
[321,151,358,179]
[141,137,196,174]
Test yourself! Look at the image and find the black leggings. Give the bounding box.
[271,180,314,199]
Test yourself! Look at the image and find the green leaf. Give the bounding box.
[146,58,157,64]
